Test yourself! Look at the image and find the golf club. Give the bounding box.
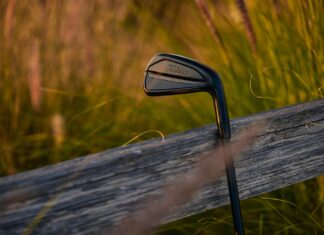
[143,53,244,235]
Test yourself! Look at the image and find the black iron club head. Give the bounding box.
[144,53,230,138]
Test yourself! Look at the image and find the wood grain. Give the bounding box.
[0,98,324,234]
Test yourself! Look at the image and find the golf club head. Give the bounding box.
[144,54,209,95]
[144,53,230,138]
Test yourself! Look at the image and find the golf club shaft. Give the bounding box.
[215,113,244,234]
[224,153,244,235]
[215,93,244,234]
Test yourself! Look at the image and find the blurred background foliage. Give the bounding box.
[0,0,323,234]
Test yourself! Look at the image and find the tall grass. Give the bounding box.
[0,0,323,234]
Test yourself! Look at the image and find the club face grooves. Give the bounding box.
[144,73,207,96]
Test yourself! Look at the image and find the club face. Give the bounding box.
[144,54,210,96]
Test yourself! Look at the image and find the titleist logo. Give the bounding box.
[168,64,187,75]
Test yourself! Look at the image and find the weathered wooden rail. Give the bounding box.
[1,99,324,234]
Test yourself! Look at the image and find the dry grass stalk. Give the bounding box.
[235,0,257,53]
[52,113,65,147]
[195,0,231,65]
[28,39,42,111]
[3,142,16,175]
[195,0,223,47]
[60,0,84,81]
[4,0,16,42]
[62,0,84,45]
[61,0,95,79]
[111,123,263,235]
